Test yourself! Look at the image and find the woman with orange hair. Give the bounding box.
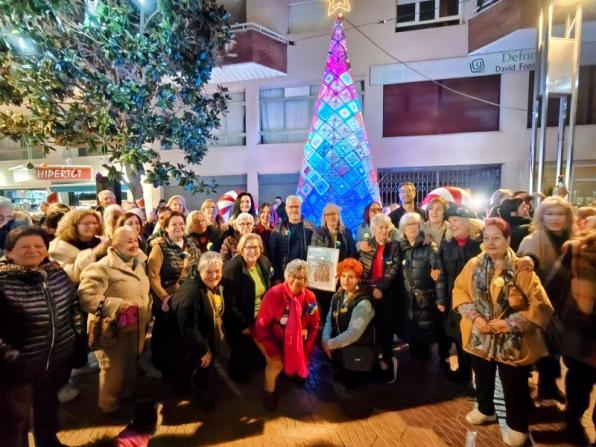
[322,258,376,380]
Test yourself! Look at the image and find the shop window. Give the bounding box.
[260,82,365,144]
[383,75,501,136]
[396,0,460,31]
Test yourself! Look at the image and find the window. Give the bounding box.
[396,0,460,31]
[260,82,365,144]
[476,0,502,13]
[383,75,501,136]
[527,66,596,128]
[210,90,247,147]
[0,138,44,161]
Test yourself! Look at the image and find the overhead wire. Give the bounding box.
[291,0,529,112]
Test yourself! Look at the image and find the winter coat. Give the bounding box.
[220,233,240,262]
[253,283,320,359]
[397,234,446,342]
[545,235,596,368]
[0,259,81,387]
[172,276,225,359]
[222,255,272,343]
[518,229,562,283]
[440,237,482,338]
[49,237,102,284]
[452,251,553,366]
[398,235,446,304]
[269,219,315,281]
[78,248,152,352]
[359,239,401,295]
[310,226,357,261]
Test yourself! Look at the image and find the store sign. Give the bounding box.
[34,165,93,182]
[370,49,536,85]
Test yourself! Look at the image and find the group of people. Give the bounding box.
[0,183,594,447]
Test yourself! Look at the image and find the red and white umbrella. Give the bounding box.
[217,190,238,222]
[420,186,472,210]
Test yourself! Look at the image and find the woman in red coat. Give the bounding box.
[253,259,320,411]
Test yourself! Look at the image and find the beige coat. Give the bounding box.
[78,248,152,351]
[452,251,553,366]
[49,238,101,284]
[518,230,559,283]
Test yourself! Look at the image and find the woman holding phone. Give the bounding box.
[78,227,152,415]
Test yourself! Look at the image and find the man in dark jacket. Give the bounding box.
[0,226,81,447]
[388,182,426,228]
[269,195,315,282]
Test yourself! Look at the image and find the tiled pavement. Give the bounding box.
[56,346,595,447]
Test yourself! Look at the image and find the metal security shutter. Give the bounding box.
[378,164,501,206]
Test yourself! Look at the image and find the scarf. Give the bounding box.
[282,281,308,378]
[207,287,229,360]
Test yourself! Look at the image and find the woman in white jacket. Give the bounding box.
[78,227,152,414]
[48,208,109,402]
[49,208,109,284]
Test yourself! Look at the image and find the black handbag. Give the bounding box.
[339,344,376,372]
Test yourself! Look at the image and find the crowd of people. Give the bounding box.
[0,184,594,447]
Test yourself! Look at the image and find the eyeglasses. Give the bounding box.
[237,222,253,227]
[78,221,99,227]
[370,207,382,212]
[243,245,260,251]
[324,212,338,217]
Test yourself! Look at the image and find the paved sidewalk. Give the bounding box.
[56,347,594,447]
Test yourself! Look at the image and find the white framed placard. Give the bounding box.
[306,246,340,292]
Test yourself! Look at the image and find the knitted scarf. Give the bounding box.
[282,281,308,378]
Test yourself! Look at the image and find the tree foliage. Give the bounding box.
[0,0,231,198]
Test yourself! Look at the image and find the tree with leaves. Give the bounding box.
[0,0,231,200]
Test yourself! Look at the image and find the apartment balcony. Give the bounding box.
[211,23,288,83]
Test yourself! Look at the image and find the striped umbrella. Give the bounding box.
[217,190,238,222]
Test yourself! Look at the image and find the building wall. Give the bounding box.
[1,0,594,207]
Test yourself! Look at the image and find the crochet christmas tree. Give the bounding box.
[296,15,380,232]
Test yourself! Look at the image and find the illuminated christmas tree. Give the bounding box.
[296,15,380,232]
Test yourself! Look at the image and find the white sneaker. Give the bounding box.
[501,425,528,447]
[57,382,80,403]
[386,357,399,384]
[465,407,497,425]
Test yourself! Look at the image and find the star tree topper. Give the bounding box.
[327,0,351,16]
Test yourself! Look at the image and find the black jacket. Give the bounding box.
[440,237,482,308]
[269,219,315,281]
[223,255,272,342]
[0,259,81,387]
[398,234,446,307]
[173,276,225,359]
[502,215,532,252]
[359,239,401,295]
[439,237,482,338]
[310,226,357,261]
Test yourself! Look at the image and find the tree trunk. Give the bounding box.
[125,163,144,203]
